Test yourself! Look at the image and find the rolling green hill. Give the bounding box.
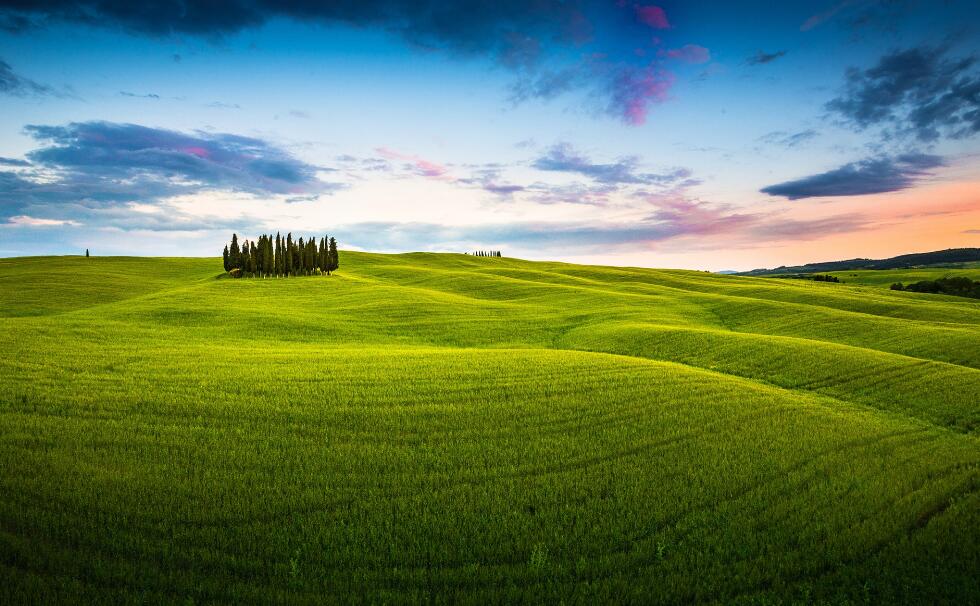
[1,253,978,604]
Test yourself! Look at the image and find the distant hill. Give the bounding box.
[740,247,980,276]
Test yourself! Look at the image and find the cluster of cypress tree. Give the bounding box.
[222,233,338,278]
[471,250,502,257]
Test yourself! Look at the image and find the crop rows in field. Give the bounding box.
[0,253,977,604]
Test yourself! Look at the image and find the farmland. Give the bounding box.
[1,253,978,604]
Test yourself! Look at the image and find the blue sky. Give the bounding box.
[1,1,979,269]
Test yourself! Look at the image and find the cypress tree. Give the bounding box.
[230,233,241,270]
[275,233,282,277]
[85,248,90,258]
[223,245,230,271]
[297,237,305,275]
[285,233,293,276]
[249,241,257,276]
[256,235,264,276]
[327,236,339,274]
[263,234,271,276]
[265,235,274,276]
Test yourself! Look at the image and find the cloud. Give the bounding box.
[610,65,675,125]
[6,215,81,227]
[119,91,161,99]
[963,229,980,234]
[664,44,710,64]
[0,2,687,126]
[758,129,818,148]
[0,156,31,166]
[0,121,342,229]
[523,182,617,206]
[25,121,332,195]
[375,147,451,179]
[800,0,857,31]
[466,169,527,197]
[746,50,787,65]
[532,142,690,185]
[634,6,670,29]
[760,153,943,200]
[338,202,871,253]
[826,46,980,142]
[0,58,55,96]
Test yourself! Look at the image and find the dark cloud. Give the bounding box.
[119,91,160,99]
[746,50,787,65]
[24,121,331,195]
[826,46,980,142]
[0,12,31,32]
[0,58,55,96]
[760,153,943,200]
[758,129,818,148]
[0,121,342,228]
[532,143,690,185]
[0,1,686,125]
[0,156,31,166]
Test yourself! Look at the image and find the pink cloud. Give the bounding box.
[613,66,675,125]
[635,5,670,29]
[664,44,710,64]
[183,146,211,158]
[414,159,449,178]
[800,0,854,31]
[375,147,451,180]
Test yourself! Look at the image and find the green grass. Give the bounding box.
[1,252,978,604]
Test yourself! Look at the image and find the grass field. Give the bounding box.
[1,253,978,604]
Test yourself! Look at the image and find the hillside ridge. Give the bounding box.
[739,247,980,275]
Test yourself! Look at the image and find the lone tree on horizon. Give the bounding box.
[85,249,89,258]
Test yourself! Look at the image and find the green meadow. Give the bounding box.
[1,253,978,604]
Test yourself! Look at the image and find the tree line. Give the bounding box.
[469,250,502,257]
[890,276,980,299]
[222,233,338,278]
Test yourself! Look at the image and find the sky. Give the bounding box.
[0,1,979,271]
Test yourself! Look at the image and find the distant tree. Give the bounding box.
[85,248,90,258]
[230,233,241,271]
[256,235,265,276]
[275,233,282,277]
[327,236,339,274]
[223,245,230,272]
[320,237,327,273]
[285,233,293,276]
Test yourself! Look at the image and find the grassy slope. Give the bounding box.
[1,252,977,604]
